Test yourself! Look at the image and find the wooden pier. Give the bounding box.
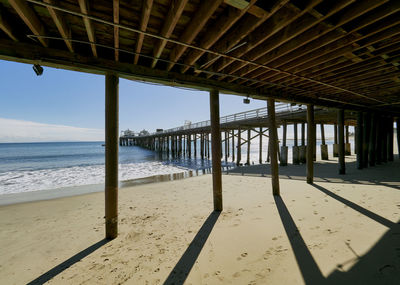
[1,0,399,241]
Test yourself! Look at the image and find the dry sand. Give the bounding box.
[1,155,400,284]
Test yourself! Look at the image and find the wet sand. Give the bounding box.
[0,154,400,284]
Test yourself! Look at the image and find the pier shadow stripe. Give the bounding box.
[274,195,325,285]
[27,239,110,285]
[312,184,397,229]
[163,211,220,285]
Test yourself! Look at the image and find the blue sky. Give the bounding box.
[0,60,269,142]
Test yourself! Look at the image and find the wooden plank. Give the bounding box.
[210,89,223,211]
[0,8,18,41]
[151,0,188,68]
[181,1,257,73]
[267,98,280,195]
[78,0,97,57]
[105,73,119,239]
[44,0,73,52]
[113,0,119,61]
[8,0,47,47]
[167,0,223,71]
[134,0,153,64]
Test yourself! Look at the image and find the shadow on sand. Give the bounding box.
[163,211,220,285]
[274,186,400,285]
[27,239,110,285]
[227,156,400,190]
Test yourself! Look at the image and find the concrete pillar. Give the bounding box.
[105,74,119,239]
[210,90,222,211]
[267,98,280,195]
[320,123,328,160]
[356,112,364,169]
[306,105,315,184]
[338,109,345,175]
[293,123,299,165]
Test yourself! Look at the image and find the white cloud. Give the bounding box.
[0,118,104,142]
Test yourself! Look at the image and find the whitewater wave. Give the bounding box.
[0,162,188,195]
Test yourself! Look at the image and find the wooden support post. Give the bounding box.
[345,125,351,155]
[259,127,262,164]
[247,129,251,165]
[333,123,338,157]
[382,117,388,163]
[299,122,306,163]
[200,133,204,159]
[388,117,394,161]
[210,89,222,211]
[306,105,315,184]
[369,114,376,167]
[267,99,280,195]
[293,123,299,165]
[194,134,197,158]
[397,119,400,159]
[225,132,228,162]
[356,112,364,169]
[338,109,345,175]
[232,130,235,162]
[105,74,118,239]
[207,133,210,159]
[281,122,288,166]
[362,112,370,168]
[237,128,241,166]
[320,123,328,160]
[227,131,230,158]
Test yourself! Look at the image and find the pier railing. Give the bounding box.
[141,103,303,136]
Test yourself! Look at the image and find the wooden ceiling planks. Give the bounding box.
[0,0,399,113]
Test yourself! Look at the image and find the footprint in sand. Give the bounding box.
[233,272,241,278]
[313,211,318,215]
[241,252,248,257]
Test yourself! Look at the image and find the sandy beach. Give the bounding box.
[1,154,400,284]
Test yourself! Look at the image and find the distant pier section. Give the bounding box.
[120,103,360,166]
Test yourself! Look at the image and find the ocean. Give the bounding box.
[0,139,348,196]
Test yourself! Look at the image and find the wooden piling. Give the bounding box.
[397,118,400,159]
[232,129,235,162]
[299,122,306,163]
[382,117,388,163]
[369,113,376,167]
[259,127,262,164]
[237,128,241,166]
[388,117,394,161]
[293,123,299,165]
[306,104,315,184]
[356,112,363,169]
[320,123,328,160]
[210,89,222,211]
[267,98,280,195]
[225,132,228,162]
[105,74,118,239]
[362,112,370,168]
[338,109,345,174]
[333,123,338,157]
[194,134,197,158]
[247,129,251,165]
[280,122,288,166]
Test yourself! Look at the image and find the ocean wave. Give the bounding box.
[0,162,188,195]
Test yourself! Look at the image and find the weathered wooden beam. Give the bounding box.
[259,127,262,164]
[247,129,251,165]
[105,73,119,239]
[0,8,18,41]
[267,98,280,195]
[8,0,47,46]
[167,0,223,71]
[210,90,222,211]
[356,111,363,169]
[369,113,376,166]
[113,0,119,61]
[237,127,241,165]
[44,0,73,52]
[306,104,314,184]
[134,0,153,64]
[362,112,370,168]
[181,1,256,73]
[78,0,97,57]
[151,0,188,68]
